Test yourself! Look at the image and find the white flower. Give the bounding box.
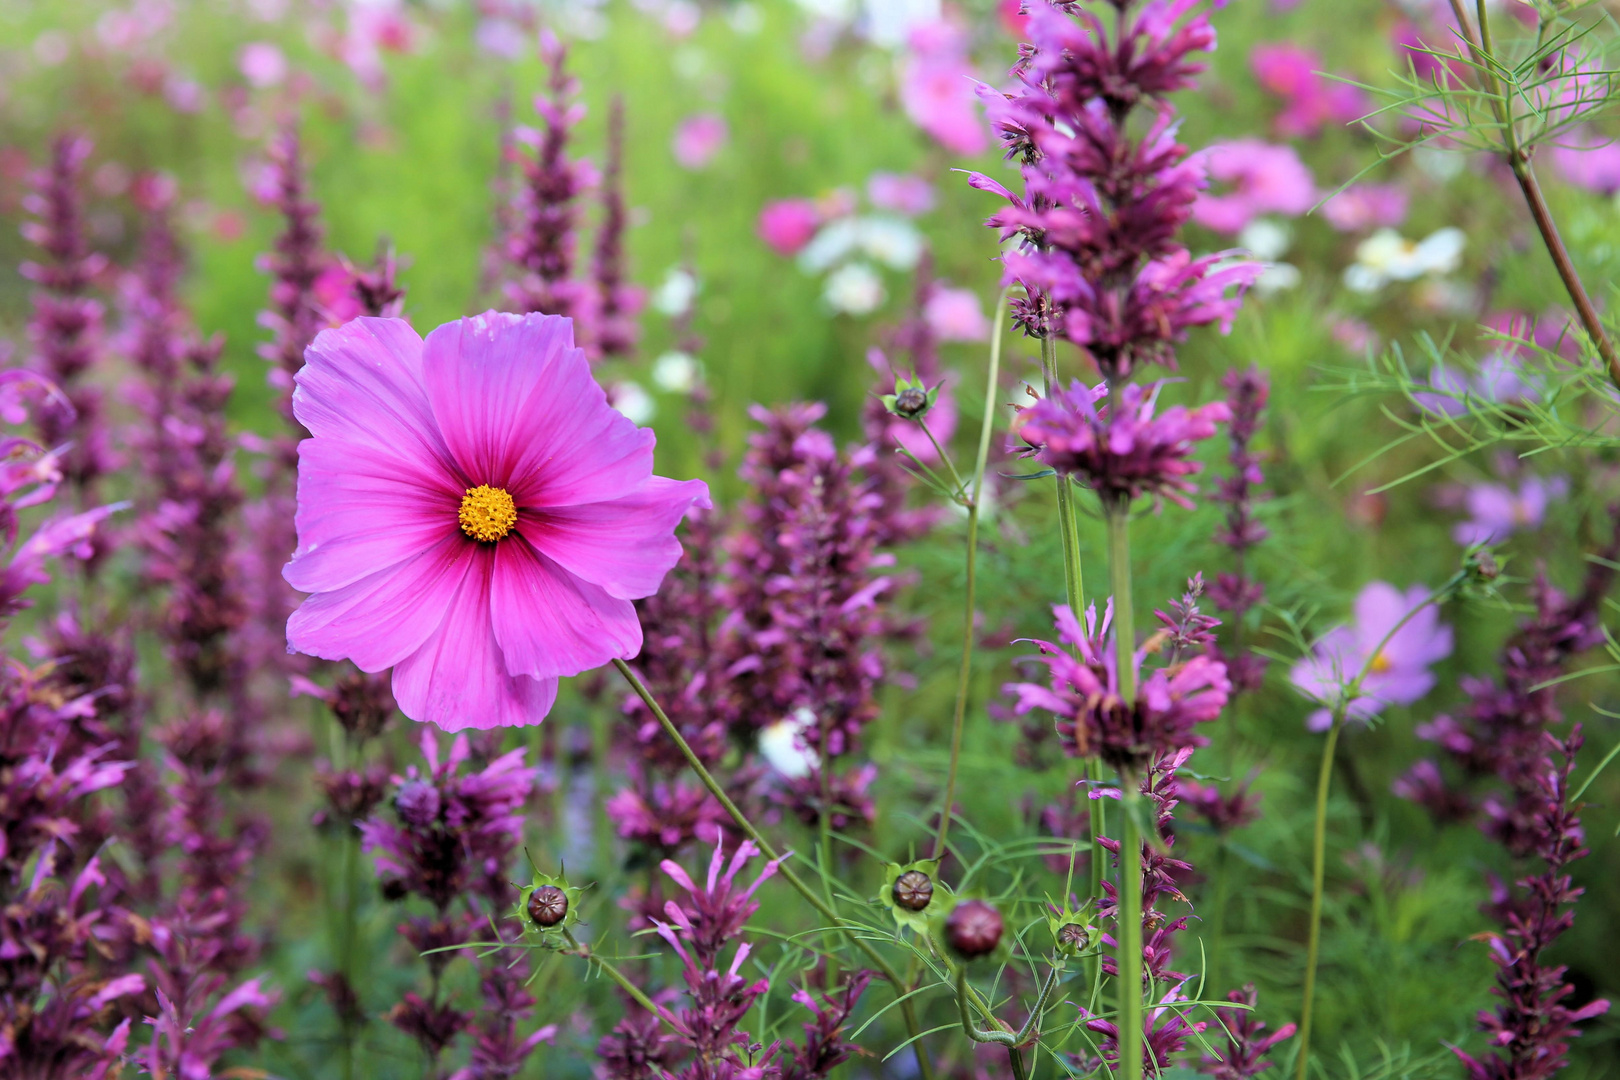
[608,381,655,424]
[824,262,886,314]
[1254,262,1301,295]
[652,267,699,317]
[857,215,924,270]
[1343,227,1466,293]
[798,218,862,273]
[860,0,941,48]
[1238,217,1292,261]
[652,351,702,393]
[759,707,818,778]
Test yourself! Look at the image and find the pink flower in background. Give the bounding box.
[238,42,288,88]
[757,198,821,256]
[475,18,526,59]
[1290,581,1453,730]
[1321,183,1409,232]
[900,20,988,156]
[1250,43,1367,137]
[1550,129,1620,194]
[924,286,988,342]
[1192,141,1316,234]
[1452,475,1567,546]
[998,0,1030,37]
[868,172,935,217]
[311,263,362,326]
[283,313,710,730]
[672,113,729,170]
[341,0,416,88]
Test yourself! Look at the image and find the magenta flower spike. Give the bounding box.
[283,312,709,729]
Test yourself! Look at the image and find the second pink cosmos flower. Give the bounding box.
[283,311,709,731]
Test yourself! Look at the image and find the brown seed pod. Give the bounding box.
[894,387,930,418]
[527,884,569,928]
[892,869,935,912]
[1057,922,1088,949]
[945,899,1003,958]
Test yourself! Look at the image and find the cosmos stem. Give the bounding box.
[611,658,938,1080]
[933,286,1009,862]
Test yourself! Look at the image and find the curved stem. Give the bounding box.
[1294,711,1343,1080]
[613,659,937,1080]
[933,288,1009,860]
[955,967,1017,1046]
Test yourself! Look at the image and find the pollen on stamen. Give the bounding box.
[459,484,518,543]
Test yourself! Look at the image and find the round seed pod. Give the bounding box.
[527,884,570,928]
[892,869,935,912]
[944,899,1003,959]
[894,387,930,418]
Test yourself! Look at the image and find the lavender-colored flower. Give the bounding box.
[1016,380,1230,510]
[1006,602,1230,773]
[1209,366,1270,695]
[1197,985,1297,1080]
[282,313,709,730]
[1451,475,1566,547]
[592,98,643,360]
[1289,581,1453,731]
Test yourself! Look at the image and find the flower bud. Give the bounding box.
[893,386,930,418]
[944,899,1003,959]
[1056,922,1089,950]
[527,884,569,928]
[892,869,934,912]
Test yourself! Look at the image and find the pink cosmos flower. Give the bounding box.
[1321,184,1409,232]
[924,286,989,342]
[868,172,935,217]
[672,114,729,170]
[1549,128,1620,195]
[757,199,821,256]
[283,312,710,730]
[900,20,989,156]
[1289,581,1453,731]
[1192,141,1315,234]
[238,42,288,88]
[1250,43,1367,138]
[1452,475,1567,546]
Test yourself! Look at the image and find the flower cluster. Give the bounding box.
[1208,367,1270,695]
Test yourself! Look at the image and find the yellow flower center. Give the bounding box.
[1368,650,1393,674]
[459,485,518,543]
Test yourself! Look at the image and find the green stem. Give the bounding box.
[565,929,663,1018]
[1104,495,1141,1080]
[932,287,1009,861]
[613,659,937,1080]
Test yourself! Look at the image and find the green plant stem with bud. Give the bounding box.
[933,287,1010,861]
[1294,572,1465,1080]
[612,658,938,1080]
[1104,489,1144,1080]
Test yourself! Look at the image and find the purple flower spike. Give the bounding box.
[1017,380,1230,510]
[1289,581,1453,730]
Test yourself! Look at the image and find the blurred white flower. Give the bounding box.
[1255,263,1301,295]
[824,262,886,314]
[652,351,702,393]
[653,268,699,317]
[727,4,765,34]
[861,0,941,47]
[759,707,818,778]
[608,381,656,424]
[798,218,861,272]
[1238,217,1292,261]
[857,215,924,270]
[1343,227,1465,293]
[793,0,856,21]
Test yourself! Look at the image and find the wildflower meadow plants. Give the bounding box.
[6,0,1620,1079]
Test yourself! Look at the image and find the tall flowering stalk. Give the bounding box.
[593,97,642,360]
[22,134,111,518]
[1209,367,1270,700]
[978,4,1254,1074]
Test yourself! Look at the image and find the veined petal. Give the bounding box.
[286,438,462,594]
[286,535,472,670]
[391,546,559,729]
[522,477,710,599]
[420,311,655,505]
[292,318,457,475]
[489,535,642,679]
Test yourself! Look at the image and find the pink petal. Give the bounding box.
[293,318,457,475]
[489,535,642,679]
[391,546,559,729]
[522,477,710,599]
[287,535,474,671]
[420,312,656,506]
[285,438,462,594]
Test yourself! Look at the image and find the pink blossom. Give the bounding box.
[238,42,288,88]
[671,114,729,170]
[1550,128,1620,195]
[283,313,710,730]
[1250,43,1367,137]
[1452,475,1567,546]
[867,172,935,217]
[1192,140,1316,234]
[923,286,988,342]
[899,20,988,156]
[757,199,821,256]
[1290,581,1453,730]
[1321,183,1409,232]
